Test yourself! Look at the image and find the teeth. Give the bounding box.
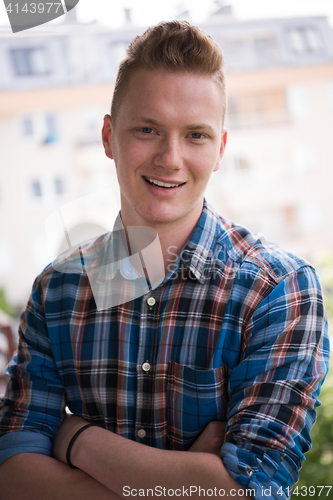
[146,177,182,188]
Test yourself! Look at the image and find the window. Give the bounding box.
[305,27,322,52]
[10,47,50,76]
[227,90,288,128]
[78,106,104,146]
[22,117,33,136]
[289,29,304,53]
[287,85,311,118]
[44,114,58,144]
[226,97,240,128]
[288,27,323,54]
[54,178,64,196]
[19,113,59,144]
[222,154,251,175]
[222,39,252,69]
[224,39,246,59]
[254,37,279,65]
[109,42,129,70]
[329,83,333,108]
[31,180,42,198]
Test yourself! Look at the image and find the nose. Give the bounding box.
[153,135,182,171]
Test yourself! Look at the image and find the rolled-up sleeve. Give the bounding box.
[221,265,330,499]
[0,273,66,465]
[0,430,52,465]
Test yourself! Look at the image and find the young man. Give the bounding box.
[0,21,329,499]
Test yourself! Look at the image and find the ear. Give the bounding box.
[102,114,114,159]
[213,129,227,172]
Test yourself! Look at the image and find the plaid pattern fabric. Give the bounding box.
[0,200,329,499]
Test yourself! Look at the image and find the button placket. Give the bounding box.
[135,293,159,444]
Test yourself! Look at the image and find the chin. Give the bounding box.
[138,206,181,225]
[143,213,177,225]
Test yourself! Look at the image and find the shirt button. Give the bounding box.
[147,297,156,307]
[245,465,254,478]
[138,428,146,439]
[142,361,151,373]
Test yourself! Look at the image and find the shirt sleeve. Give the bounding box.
[0,430,52,465]
[220,265,330,499]
[0,273,66,465]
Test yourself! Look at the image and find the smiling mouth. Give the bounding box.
[144,177,186,189]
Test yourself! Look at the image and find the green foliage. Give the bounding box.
[297,252,333,497]
[298,364,333,494]
[0,287,12,317]
[315,251,333,324]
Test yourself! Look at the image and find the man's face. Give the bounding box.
[102,69,227,229]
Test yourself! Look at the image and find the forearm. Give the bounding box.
[73,427,246,499]
[0,453,121,500]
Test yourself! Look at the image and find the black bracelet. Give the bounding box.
[66,423,99,469]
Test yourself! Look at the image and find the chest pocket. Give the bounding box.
[167,361,228,451]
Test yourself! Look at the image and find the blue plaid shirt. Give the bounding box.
[0,200,329,499]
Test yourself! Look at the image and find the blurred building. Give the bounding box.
[0,14,138,308]
[202,10,333,261]
[0,8,333,309]
[0,310,16,394]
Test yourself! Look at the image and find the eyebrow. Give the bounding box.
[132,116,215,133]
[132,116,162,126]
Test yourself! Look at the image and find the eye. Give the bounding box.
[190,132,204,139]
[141,127,154,134]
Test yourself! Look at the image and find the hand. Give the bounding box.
[53,415,90,465]
[188,420,226,457]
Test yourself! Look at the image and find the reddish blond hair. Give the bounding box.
[111,20,227,124]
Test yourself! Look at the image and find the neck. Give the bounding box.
[156,221,196,273]
[121,201,204,277]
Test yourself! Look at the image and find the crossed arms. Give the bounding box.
[0,263,330,499]
[0,419,247,500]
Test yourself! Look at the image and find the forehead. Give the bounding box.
[116,69,223,125]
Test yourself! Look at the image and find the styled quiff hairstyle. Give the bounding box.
[110,20,227,124]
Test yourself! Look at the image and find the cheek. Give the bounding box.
[204,146,222,172]
[193,160,219,186]
[192,154,216,177]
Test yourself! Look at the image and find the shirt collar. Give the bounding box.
[169,199,220,285]
[91,213,140,283]
[86,199,220,286]
[92,213,165,288]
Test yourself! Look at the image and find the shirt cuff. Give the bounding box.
[221,442,293,499]
[0,431,52,466]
